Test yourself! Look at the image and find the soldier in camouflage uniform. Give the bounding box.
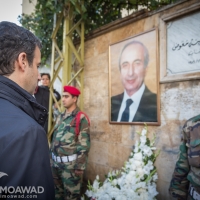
[50,85,90,200]
[169,115,200,200]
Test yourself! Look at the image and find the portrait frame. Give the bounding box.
[109,28,160,125]
[160,4,200,83]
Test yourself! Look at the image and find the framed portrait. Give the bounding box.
[109,28,160,125]
[160,4,200,83]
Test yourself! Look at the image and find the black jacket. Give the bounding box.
[111,86,157,122]
[34,86,50,110]
[35,86,60,133]
[0,75,55,199]
[35,86,61,111]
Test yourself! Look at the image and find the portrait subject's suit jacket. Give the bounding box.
[111,86,157,122]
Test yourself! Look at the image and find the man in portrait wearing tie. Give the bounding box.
[111,40,157,122]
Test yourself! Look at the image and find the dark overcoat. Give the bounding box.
[0,75,55,200]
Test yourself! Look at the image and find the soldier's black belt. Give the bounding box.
[189,184,200,200]
[52,152,77,163]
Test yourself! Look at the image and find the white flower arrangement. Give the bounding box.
[83,125,160,200]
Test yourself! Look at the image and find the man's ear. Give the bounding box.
[73,96,78,103]
[17,52,27,71]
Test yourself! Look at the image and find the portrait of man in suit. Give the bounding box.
[111,40,157,123]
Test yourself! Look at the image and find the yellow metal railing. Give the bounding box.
[47,1,85,143]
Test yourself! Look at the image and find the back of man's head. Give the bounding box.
[0,21,42,76]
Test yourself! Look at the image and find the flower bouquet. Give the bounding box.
[83,125,160,200]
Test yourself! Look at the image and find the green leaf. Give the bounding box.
[20,0,176,64]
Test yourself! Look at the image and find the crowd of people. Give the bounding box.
[0,21,199,200]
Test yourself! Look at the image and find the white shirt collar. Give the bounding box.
[123,83,145,104]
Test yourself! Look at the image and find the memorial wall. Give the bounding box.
[82,0,200,199]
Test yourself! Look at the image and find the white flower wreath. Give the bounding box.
[82,125,160,200]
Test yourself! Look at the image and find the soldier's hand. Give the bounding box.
[74,169,83,176]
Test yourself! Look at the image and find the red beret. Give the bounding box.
[63,85,81,96]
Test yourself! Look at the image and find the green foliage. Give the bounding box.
[19,0,176,64]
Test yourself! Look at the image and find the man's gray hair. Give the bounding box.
[118,40,149,70]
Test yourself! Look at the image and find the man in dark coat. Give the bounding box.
[111,40,157,122]
[0,21,55,199]
[34,82,61,133]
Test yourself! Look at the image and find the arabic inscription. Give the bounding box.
[167,12,200,75]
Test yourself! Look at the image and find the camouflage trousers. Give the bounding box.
[170,190,198,200]
[52,164,82,200]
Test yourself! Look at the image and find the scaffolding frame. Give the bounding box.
[47,1,85,142]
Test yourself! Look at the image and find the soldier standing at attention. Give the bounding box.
[50,85,90,200]
[169,115,200,200]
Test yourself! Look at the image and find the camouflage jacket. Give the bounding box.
[169,114,200,199]
[50,107,90,170]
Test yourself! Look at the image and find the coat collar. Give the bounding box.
[0,75,48,127]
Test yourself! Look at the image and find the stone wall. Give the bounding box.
[82,0,200,199]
